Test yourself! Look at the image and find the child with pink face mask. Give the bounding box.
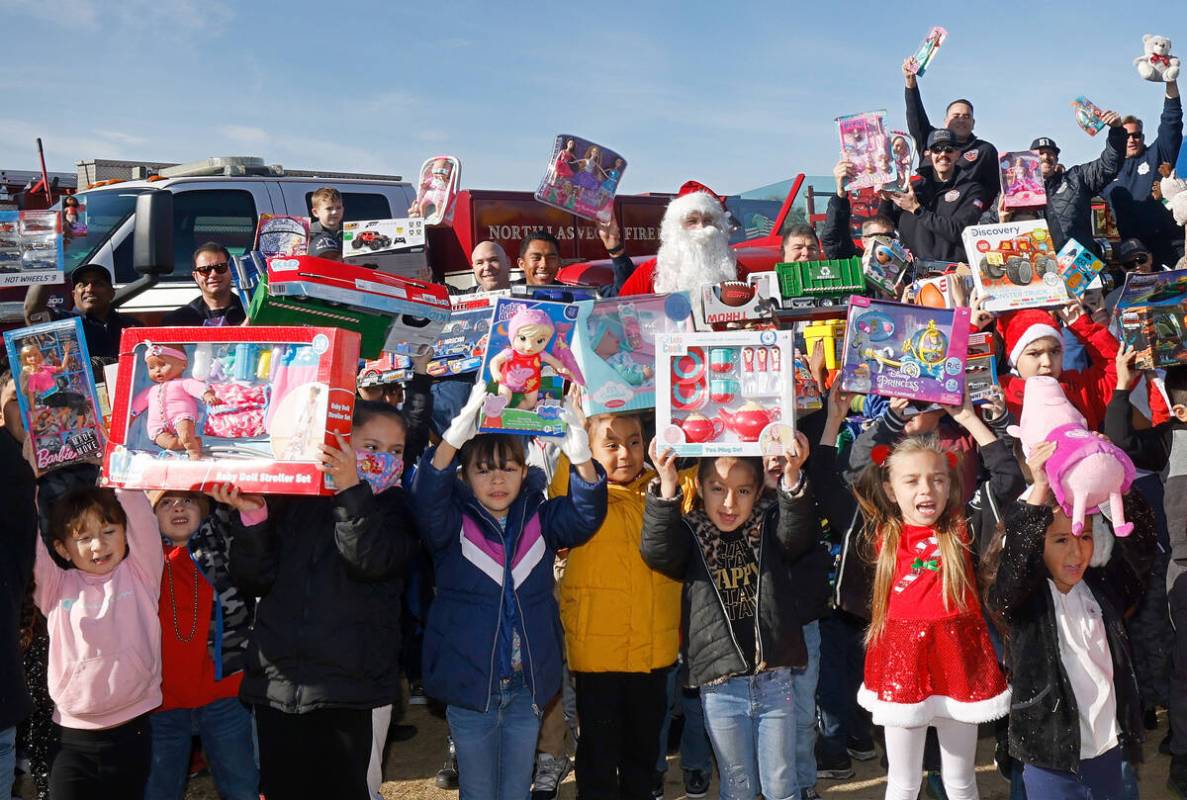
[220,398,424,800]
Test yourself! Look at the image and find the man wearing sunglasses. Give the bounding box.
[878,129,985,263]
[903,59,1000,204]
[1102,77,1183,271]
[161,242,246,327]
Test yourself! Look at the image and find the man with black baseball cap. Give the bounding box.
[903,59,1000,203]
[879,128,986,262]
[24,262,142,361]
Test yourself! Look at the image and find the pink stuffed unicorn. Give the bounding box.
[1007,376,1136,536]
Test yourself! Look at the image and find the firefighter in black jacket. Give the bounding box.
[879,129,985,263]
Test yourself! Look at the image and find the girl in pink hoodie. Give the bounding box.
[33,486,164,799]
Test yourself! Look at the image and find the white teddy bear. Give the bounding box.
[1136,34,1181,82]
[1159,175,1187,227]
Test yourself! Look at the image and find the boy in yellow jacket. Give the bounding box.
[550,412,694,799]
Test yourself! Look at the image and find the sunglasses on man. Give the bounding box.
[1122,254,1151,269]
[193,262,229,276]
[931,145,957,155]
[1125,131,1144,140]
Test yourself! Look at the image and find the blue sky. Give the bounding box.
[0,0,1178,196]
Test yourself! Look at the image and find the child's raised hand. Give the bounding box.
[1115,344,1139,391]
[1025,440,1058,505]
[969,293,995,331]
[319,432,360,493]
[648,437,680,500]
[826,387,854,421]
[783,430,811,487]
[888,396,911,418]
[207,483,265,514]
[1056,298,1085,326]
[940,392,976,425]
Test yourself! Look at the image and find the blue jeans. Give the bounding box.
[144,697,259,800]
[817,612,869,761]
[447,673,541,800]
[0,725,14,800]
[1022,745,1124,800]
[701,667,798,800]
[655,662,713,774]
[792,620,821,791]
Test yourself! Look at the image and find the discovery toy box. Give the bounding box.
[102,326,360,495]
[840,297,971,405]
[4,318,106,475]
[572,291,695,415]
[655,329,796,457]
[477,297,584,438]
[963,220,1069,312]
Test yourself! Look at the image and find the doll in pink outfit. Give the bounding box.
[130,344,220,458]
[409,157,455,222]
[19,341,72,408]
[489,307,576,410]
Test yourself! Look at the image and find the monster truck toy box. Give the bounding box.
[102,326,360,496]
[263,255,452,356]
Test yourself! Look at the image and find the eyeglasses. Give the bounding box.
[1126,132,1144,140]
[1122,255,1151,268]
[931,145,956,154]
[193,263,229,275]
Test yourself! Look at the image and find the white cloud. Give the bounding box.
[92,129,149,147]
[219,125,272,145]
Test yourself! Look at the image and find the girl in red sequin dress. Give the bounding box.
[853,435,1009,800]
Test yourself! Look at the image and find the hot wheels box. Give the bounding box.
[357,353,413,388]
[572,292,695,416]
[4,318,106,475]
[963,220,1069,312]
[998,151,1046,209]
[655,329,796,457]
[0,210,63,287]
[477,298,584,438]
[1056,238,1106,297]
[840,297,971,405]
[102,326,360,496]
[965,331,998,404]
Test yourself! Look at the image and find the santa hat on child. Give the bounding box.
[998,309,1062,367]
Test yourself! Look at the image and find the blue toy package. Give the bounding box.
[4,317,106,475]
[1056,238,1106,297]
[419,290,505,378]
[572,292,694,416]
[478,297,583,437]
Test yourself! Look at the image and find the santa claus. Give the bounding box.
[619,182,737,295]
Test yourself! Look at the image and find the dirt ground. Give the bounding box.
[169,705,1180,800]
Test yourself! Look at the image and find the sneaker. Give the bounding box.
[993,737,1014,782]
[531,752,572,800]
[651,770,666,799]
[845,735,877,761]
[435,737,459,791]
[815,742,855,780]
[1170,756,1187,800]
[683,768,710,799]
[408,680,428,705]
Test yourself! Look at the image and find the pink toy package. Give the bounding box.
[836,111,897,192]
[535,135,626,223]
[1007,376,1136,536]
[998,151,1047,209]
[410,155,461,226]
[254,214,310,259]
[888,129,917,192]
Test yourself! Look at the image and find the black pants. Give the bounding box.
[574,667,670,800]
[255,704,373,800]
[48,714,151,799]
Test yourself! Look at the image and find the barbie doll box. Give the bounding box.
[571,291,695,416]
[102,326,360,496]
[477,297,585,438]
[4,317,106,476]
[534,134,627,223]
[654,329,796,458]
[839,297,971,405]
[963,220,1070,312]
[998,151,1047,209]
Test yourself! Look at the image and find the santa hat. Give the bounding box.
[998,309,1062,367]
[664,182,726,226]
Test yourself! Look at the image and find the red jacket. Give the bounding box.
[157,545,242,711]
[619,258,658,296]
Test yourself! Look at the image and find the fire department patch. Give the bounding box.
[964,150,979,162]
[944,189,961,202]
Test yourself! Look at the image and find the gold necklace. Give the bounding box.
[164,554,199,643]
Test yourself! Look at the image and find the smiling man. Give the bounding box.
[464,240,511,293]
[25,263,142,362]
[161,242,246,327]
[517,231,562,286]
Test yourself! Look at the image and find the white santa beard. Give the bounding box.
[653,225,737,294]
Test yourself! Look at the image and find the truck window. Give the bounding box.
[172,190,258,277]
[303,192,392,222]
[62,188,147,281]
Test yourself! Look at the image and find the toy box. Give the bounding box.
[888,130,917,192]
[358,353,413,388]
[909,267,974,309]
[793,351,823,413]
[836,111,897,192]
[802,319,847,370]
[341,218,430,281]
[965,331,998,404]
[1072,96,1108,136]
[695,278,780,330]
[1056,238,1106,297]
[906,26,948,76]
[535,134,626,223]
[839,297,971,405]
[862,235,911,294]
[4,318,106,475]
[411,155,461,226]
[262,255,452,356]
[402,290,506,378]
[963,220,1069,312]
[775,258,866,308]
[572,292,695,415]
[0,210,63,287]
[655,329,796,457]
[999,151,1046,209]
[102,326,360,495]
[254,214,309,259]
[248,272,392,359]
[511,283,601,303]
[477,297,584,438]
[1115,269,1187,368]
